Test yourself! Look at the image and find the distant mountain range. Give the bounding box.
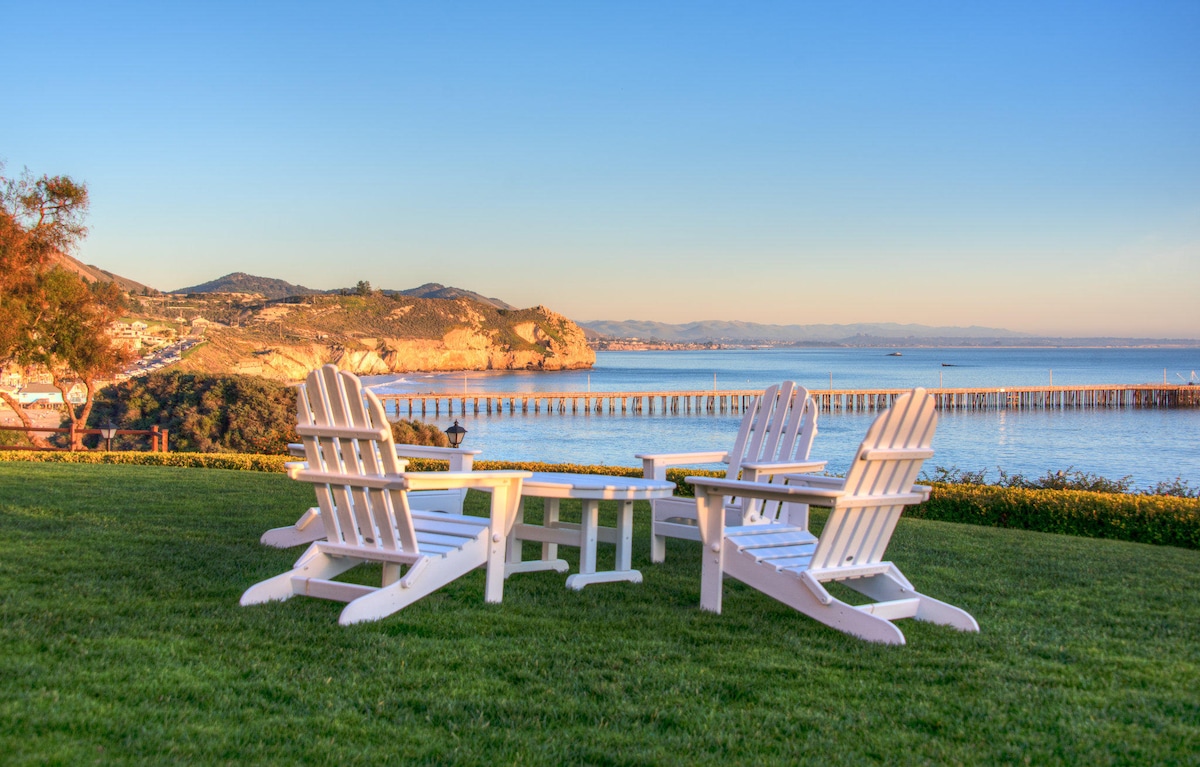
[49,259,1197,346]
[577,319,1198,347]
[578,319,1030,343]
[173,273,515,309]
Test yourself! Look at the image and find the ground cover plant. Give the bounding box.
[1,462,1198,764]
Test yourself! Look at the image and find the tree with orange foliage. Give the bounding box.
[1,164,132,449]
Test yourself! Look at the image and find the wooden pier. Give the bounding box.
[377,384,1200,418]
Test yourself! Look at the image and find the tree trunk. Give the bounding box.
[54,379,95,451]
[0,391,53,448]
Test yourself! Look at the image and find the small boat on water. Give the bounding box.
[887,352,902,357]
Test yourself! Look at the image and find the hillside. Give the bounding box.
[390,283,514,310]
[47,251,157,295]
[174,273,320,300]
[174,274,517,310]
[136,292,594,380]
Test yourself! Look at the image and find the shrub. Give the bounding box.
[1145,477,1200,499]
[998,466,1133,494]
[0,428,32,448]
[914,483,1200,550]
[90,371,298,454]
[391,419,449,447]
[928,465,1194,497]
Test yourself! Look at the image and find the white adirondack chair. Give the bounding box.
[241,365,530,625]
[260,441,483,548]
[686,388,979,645]
[637,381,825,563]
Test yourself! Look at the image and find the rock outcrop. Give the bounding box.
[173,297,594,382]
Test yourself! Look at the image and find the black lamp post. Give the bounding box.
[445,419,466,448]
[99,421,118,452]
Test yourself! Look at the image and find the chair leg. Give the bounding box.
[844,569,979,633]
[650,526,667,563]
[484,484,521,604]
[339,539,489,625]
[698,538,724,613]
[722,551,908,644]
[240,548,357,605]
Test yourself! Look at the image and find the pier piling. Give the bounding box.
[376,385,1199,418]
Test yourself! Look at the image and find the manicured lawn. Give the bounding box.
[1,462,1198,765]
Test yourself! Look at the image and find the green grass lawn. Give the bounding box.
[1,462,1198,765]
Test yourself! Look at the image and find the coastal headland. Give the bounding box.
[152,293,595,382]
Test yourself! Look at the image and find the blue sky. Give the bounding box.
[4,1,1198,337]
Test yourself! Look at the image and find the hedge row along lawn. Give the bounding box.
[4,450,1198,550]
[1,461,1197,764]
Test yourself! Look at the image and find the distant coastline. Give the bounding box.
[578,319,1197,349]
[589,339,1200,352]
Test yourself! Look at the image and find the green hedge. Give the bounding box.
[914,483,1200,550]
[0,450,292,473]
[3,450,1196,550]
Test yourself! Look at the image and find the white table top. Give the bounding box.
[520,472,676,501]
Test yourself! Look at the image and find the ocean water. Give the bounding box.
[363,348,1200,489]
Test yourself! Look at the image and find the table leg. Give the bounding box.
[504,496,570,578]
[542,498,560,562]
[565,499,643,590]
[578,499,599,576]
[615,500,634,572]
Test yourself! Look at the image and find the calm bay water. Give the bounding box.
[364,348,1200,489]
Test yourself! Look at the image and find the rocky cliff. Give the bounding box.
[171,294,594,382]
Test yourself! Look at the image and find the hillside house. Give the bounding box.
[110,319,178,353]
[15,383,87,407]
[110,321,149,351]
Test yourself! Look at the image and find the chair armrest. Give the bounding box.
[394,444,480,472]
[687,477,846,506]
[288,441,479,471]
[783,475,932,500]
[392,445,482,459]
[740,460,828,480]
[285,459,412,479]
[781,474,846,489]
[637,451,731,480]
[291,469,528,492]
[284,461,307,480]
[399,470,532,491]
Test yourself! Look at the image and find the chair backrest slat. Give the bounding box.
[727,382,819,521]
[298,364,419,554]
[726,383,779,479]
[811,389,936,571]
